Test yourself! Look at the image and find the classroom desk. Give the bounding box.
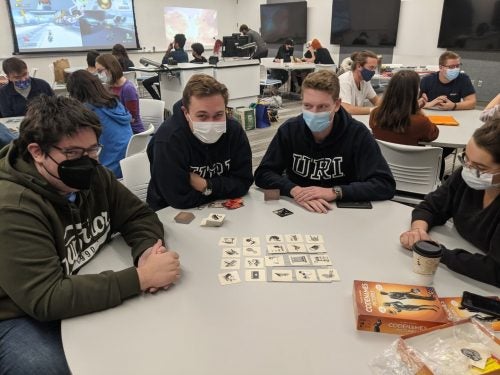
[133,60,260,111]
[260,61,317,94]
[0,116,23,134]
[352,109,483,148]
[64,66,86,74]
[61,190,496,375]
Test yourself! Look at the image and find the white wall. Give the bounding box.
[0,0,238,83]
[1,0,496,98]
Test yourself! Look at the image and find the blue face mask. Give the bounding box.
[445,68,460,81]
[14,77,31,90]
[361,68,375,82]
[302,109,332,133]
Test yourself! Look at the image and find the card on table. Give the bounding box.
[264,189,280,201]
[287,243,307,253]
[288,254,310,266]
[265,255,285,267]
[316,268,340,282]
[271,269,293,282]
[285,234,303,243]
[242,236,260,246]
[218,271,241,285]
[273,208,294,217]
[305,234,324,244]
[245,257,265,269]
[245,269,267,282]
[221,247,241,258]
[220,258,241,270]
[295,269,318,282]
[306,244,327,253]
[242,246,261,256]
[267,244,287,254]
[266,234,284,243]
[219,236,237,246]
[208,201,225,208]
[310,254,333,266]
[174,211,195,224]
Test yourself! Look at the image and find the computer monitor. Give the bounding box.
[222,35,251,57]
[222,36,238,57]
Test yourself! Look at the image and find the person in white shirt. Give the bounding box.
[338,50,381,115]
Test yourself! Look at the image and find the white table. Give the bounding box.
[61,190,496,375]
[353,109,484,148]
[0,116,23,134]
[63,66,87,74]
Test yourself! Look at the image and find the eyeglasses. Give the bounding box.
[457,151,499,178]
[52,144,103,160]
[441,63,462,69]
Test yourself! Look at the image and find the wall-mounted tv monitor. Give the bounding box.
[438,0,500,51]
[6,0,140,54]
[260,1,307,44]
[164,7,218,51]
[330,0,401,47]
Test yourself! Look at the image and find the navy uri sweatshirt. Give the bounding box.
[147,100,253,210]
[254,106,395,201]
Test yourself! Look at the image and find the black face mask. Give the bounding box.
[46,155,98,190]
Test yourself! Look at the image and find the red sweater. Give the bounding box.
[369,110,439,146]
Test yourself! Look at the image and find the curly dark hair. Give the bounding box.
[16,95,102,161]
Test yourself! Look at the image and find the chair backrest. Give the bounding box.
[139,99,165,132]
[123,71,138,88]
[376,139,442,196]
[125,123,155,157]
[119,152,150,202]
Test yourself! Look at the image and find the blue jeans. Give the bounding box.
[0,317,70,375]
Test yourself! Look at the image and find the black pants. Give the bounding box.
[253,49,269,60]
[142,75,161,100]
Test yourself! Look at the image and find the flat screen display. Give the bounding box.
[260,1,307,44]
[164,7,218,51]
[438,0,500,51]
[330,0,401,47]
[6,0,140,54]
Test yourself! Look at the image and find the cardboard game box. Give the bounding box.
[353,280,448,335]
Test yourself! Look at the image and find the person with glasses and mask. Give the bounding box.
[400,119,500,287]
[420,51,477,111]
[147,74,253,210]
[0,95,181,374]
[0,57,53,117]
[338,50,381,115]
[254,70,395,213]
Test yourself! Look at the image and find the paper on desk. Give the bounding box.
[427,115,459,126]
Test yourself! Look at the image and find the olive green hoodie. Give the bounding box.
[0,143,164,321]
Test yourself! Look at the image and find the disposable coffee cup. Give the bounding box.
[412,241,443,284]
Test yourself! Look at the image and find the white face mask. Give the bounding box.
[188,115,226,144]
[461,166,500,190]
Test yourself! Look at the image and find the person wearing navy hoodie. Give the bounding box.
[67,70,132,178]
[147,74,253,210]
[0,57,53,117]
[254,70,395,213]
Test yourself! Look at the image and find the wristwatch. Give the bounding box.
[332,186,343,200]
[202,179,213,196]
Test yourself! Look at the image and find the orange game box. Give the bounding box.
[353,280,448,335]
[440,296,500,331]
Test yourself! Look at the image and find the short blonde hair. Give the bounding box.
[182,74,229,109]
[439,51,460,66]
[302,70,340,100]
